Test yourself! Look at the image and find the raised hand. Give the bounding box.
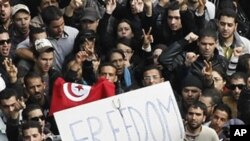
[83,38,95,57]
[106,0,117,14]
[185,52,199,66]
[9,97,26,120]
[142,27,154,49]
[202,60,212,79]
[197,0,206,14]
[71,0,83,8]
[158,0,170,7]
[75,51,89,64]
[143,0,153,8]
[143,0,153,16]
[134,0,144,13]
[3,58,17,83]
[233,46,243,57]
[184,32,199,43]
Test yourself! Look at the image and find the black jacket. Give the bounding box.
[159,39,228,92]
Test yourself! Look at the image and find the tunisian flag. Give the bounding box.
[49,77,115,115]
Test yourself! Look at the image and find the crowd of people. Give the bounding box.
[0,0,250,141]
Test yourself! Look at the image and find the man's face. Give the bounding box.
[99,66,117,83]
[143,69,164,86]
[36,52,54,73]
[110,52,125,75]
[23,128,43,141]
[167,9,182,31]
[81,20,99,32]
[0,1,11,23]
[210,110,229,133]
[39,0,59,11]
[182,86,201,106]
[218,16,237,39]
[25,77,45,103]
[48,17,64,38]
[0,96,18,117]
[198,36,217,60]
[0,32,11,56]
[28,109,45,129]
[186,107,205,130]
[229,78,246,100]
[199,96,214,119]
[13,11,31,35]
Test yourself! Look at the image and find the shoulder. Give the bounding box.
[200,125,219,139]
[64,26,79,36]
[16,38,30,49]
[202,125,216,133]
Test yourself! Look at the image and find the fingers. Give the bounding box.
[203,60,209,68]
[14,98,26,112]
[142,27,152,36]
[203,60,212,71]
[77,51,88,58]
[3,58,12,70]
[147,27,152,35]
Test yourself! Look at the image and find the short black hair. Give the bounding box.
[0,88,19,101]
[229,72,247,84]
[188,101,208,116]
[98,62,117,75]
[29,26,46,44]
[142,65,163,77]
[22,104,44,121]
[24,71,43,87]
[108,48,126,61]
[41,5,63,26]
[202,88,222,106]
[217,8,238,23]
[21,120,42,135]
[167,1,180,11]
[214,104,232,119]
[198,27,218,41]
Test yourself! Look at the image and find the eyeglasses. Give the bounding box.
[228,84,245,90]
[30,115,45,121]
[0,39,11,46]
[144,75,161,81]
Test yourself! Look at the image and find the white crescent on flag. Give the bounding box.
[63,83,91,102]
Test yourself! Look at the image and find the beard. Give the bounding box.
[30,93,43,103]
[188,121,202,130]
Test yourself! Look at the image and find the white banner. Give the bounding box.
[54,81,185,141]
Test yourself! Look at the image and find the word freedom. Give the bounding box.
[69,96,184,141]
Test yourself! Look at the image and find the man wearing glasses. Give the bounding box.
[0,27,19,86]
[6,104,56,141]
[0,88,25,141]
[22,104,59,141]
[223,72,247,118]
[142,65,164,87]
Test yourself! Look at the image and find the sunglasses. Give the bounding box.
[228,84,245,90]
[0,39,11,46]
[30,115,45,121]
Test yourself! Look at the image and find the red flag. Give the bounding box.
[49,77,115,115]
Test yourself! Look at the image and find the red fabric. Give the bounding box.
[49,77,115,115]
